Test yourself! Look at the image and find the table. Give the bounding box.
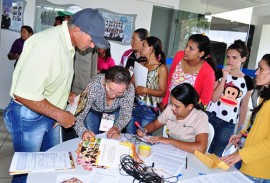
[27,134,236,183]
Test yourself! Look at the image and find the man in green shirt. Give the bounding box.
[4,8,109,183]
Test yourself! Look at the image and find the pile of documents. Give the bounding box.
[9,152,75,175]
[76,138,134,170]
[144,143,187,177]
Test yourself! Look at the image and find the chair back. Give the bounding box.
[207,123,215,152]
[163,125,168,137]
[163,123,215,152]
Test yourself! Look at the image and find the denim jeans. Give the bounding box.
[84,108,120,134]
[4,100,60,183]
[206,111,235,157]
[125,105,158,134]
[245,174,270,183]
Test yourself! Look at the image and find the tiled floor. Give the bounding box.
[0,110,13,183]
[0,108,252,183]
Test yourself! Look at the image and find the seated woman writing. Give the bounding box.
[137,83,209,153]
[73,66,135,140]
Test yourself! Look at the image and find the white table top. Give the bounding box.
[27,134,236,183]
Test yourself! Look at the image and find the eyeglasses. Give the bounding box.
[105,83,126,98]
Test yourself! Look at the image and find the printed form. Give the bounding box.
[180,171,253,183]
[9,152,74,175]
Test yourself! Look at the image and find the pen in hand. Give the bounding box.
[236,124,243,134]
[135,121,147,135]
[230,124,244,147]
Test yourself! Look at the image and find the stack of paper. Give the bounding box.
[9,152,75,175]
[180,171,253,183]
[76,138,134,169]
[144,144,187,177]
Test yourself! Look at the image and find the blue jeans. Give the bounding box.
[245,174,270,183]
[4,100,60,183]
[206,111,235,157]
[84,108,120,134]
[125,105,158,134]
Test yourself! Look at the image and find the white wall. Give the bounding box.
[179,0,226,15]
[0,30,19,110]
[0,0,269,109]
[249,24,262,69]
[256,24,270,64]
[0,0,181,109]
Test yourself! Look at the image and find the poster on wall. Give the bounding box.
[98,8,136,45]
[1,0,25,32]
[35,0,66,32]
[34,0,73,33]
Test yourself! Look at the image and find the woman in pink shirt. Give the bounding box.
[97,42,115,73]
[160,34,216,111]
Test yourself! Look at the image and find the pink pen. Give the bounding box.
[134,121,147,135]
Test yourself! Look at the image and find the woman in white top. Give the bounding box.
[206,40,254,157]
[137,83,209,153]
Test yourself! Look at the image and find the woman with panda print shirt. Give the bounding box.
[206,40,254,157]
[221,54,270,182]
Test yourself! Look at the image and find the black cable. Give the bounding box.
[123,133,142,145]
[119,154,178,183]
[124,133,154,146]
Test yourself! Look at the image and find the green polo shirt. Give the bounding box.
[10,21,75,109]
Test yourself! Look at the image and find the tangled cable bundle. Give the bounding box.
[119,154,164,183]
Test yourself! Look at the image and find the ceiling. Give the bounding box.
[202,0,270,18]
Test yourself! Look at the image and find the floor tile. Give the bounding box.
[0,145,14,178]
[0,133,8,148]
[0,121,9,134]
[2,134,13,147]
[0,177,12,183]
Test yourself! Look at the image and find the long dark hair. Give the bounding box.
[134,28,149,41]
[250,54,270,125]
[227,40,249,58]
[21,25,33,35]
[171,83,203,110]
[145,36,166,64]
[188,34,216,72]
[104,41,111,62]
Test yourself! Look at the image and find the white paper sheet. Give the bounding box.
[10,152,74,175]
[134,62,148,87]
[180,171,253,183]
[57,174,91,183]
[88,168,123,183]
[65,95,80,115]
[96,139,133,168]
[56,170,130,183]
[151,143,187,158]
[144,152,186,177]
[222,144,238,156]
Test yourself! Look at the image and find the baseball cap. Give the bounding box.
[71,8,109,49]
[58,5,83,16]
